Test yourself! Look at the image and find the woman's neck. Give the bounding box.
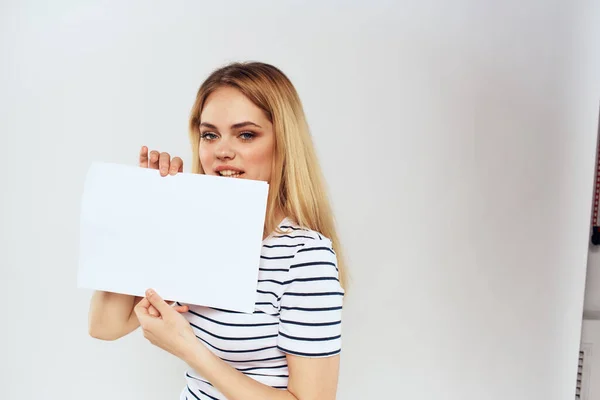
[263,207,286,240]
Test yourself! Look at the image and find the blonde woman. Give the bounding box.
[88,62,348,400]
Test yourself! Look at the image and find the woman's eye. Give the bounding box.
[240,131,255,140]
[200,132,218,140]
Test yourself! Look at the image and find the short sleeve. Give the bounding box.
[277,238,345,358]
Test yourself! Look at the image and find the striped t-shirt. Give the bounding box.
[178,218,344,400]
[177,217,345,400]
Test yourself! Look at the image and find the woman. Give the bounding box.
[88,61,348,400]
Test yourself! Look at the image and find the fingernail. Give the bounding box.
[146,289,154,297]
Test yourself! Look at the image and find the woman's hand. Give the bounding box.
[134,289,200,361]
[139,145,184,177]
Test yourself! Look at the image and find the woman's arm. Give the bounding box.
[184,343,340,400]
[88,291,188,341]
[88,291,142,340]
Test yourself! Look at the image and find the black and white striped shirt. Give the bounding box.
[178,218,345,400]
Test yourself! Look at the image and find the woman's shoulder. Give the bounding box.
[276,218,333,247]
[269,218,340,282]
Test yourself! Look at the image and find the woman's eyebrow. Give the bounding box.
[200,121,262,130]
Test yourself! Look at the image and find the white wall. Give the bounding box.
[1,1,599,399]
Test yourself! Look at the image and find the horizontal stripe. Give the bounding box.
[255,301,278,309]
[263,243,305,248]
[259,267,288,272]
[283,291,344,297]
[209,306,242,314]
[279,331,341,342]
[220,355,286,363]
[283,276,339,285]
[257,310,279,316]
[274,234,315,239]
[289,261,337,270]
[258,279,284,285]
[280,318,341,327]
[246,372,289,378]
[277,346,341,357]
[279,225,307,231]
[237,364,288,372]
[187,309,278,327]
[257,290,279,299]
[280,305,342,312]
[297,246,335,255]
[190,321,277,341]
[261,254,295,260]
[198,336,278,354]
[205,308,279,317]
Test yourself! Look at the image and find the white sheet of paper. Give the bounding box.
[77,161,269,313]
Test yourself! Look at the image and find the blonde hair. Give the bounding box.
[188,61,348,289]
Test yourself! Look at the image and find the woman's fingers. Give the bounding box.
[174,305,189,313]
[149,150,160,170]
[149,305,160,318]
[147,304,183,318]
[139,146,149,168]
[159,152,171,176]
[138,147,182,177]
[139,299,187,319]
[133,297,151,318]
[169,157,184,175]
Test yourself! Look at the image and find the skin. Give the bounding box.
[135,87,340,400]
[199,85,275,182]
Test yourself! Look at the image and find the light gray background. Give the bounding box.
[1,1,600,399]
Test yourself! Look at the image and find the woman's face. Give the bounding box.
[198,86,275,183]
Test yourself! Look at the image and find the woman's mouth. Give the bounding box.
[218,170,244,178]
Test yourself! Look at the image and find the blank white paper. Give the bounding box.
[77,161,269,313]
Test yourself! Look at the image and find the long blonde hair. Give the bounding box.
[188,61,348,289]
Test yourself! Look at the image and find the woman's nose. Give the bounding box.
[215,140,235,160]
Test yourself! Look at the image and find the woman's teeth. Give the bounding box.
[219,170,243,177]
